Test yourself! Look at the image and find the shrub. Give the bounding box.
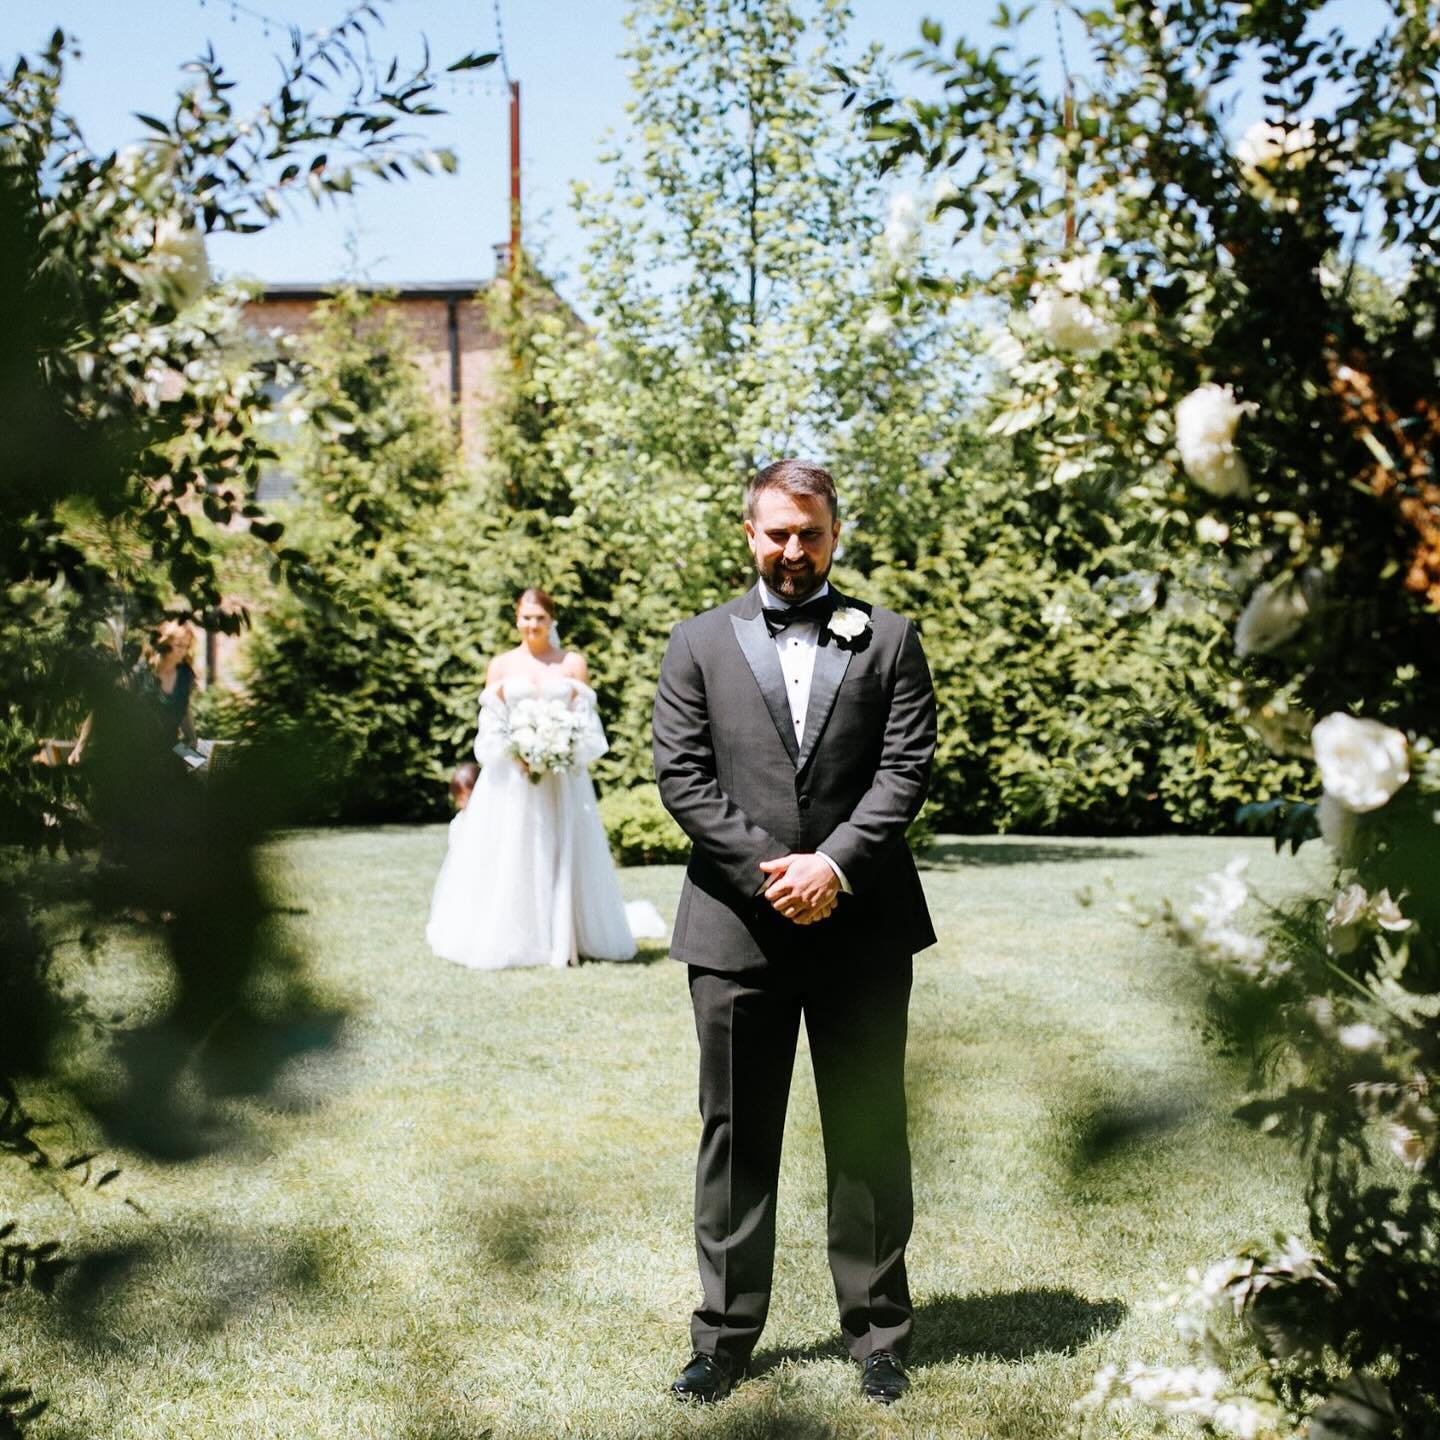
[598,783,689,866]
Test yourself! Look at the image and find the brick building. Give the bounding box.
[199,279,505,686]
[242,278,505,480]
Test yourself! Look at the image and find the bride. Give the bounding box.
[426,587,657,970]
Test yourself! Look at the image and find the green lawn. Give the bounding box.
[5,831,1328,1439]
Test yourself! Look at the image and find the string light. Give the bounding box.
[492,0,514,87]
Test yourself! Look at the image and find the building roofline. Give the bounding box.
[251,280,491,302]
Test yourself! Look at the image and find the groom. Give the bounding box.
[653,459,937,1405]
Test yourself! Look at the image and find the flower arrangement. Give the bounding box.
[505,697,585,783]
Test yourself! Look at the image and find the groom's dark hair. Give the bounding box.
[745,459,839,521]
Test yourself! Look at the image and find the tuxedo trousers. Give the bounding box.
[687,951,914,1365]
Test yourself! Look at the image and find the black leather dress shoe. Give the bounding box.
[671,1351,741,1403]
[861,1350,910,1404]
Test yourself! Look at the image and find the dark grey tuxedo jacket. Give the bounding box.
[653,584,937,971]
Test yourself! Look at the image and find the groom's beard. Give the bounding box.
[758,554,831,602]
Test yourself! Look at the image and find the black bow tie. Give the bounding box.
[763,594,833,634]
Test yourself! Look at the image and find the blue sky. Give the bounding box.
[7,1,1383,306]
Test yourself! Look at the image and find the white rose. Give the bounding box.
[1234,577,1308,657]
[1029,290,1118,353]
[1312,712,1410,813]
[1371,889,1411,932]
[1174,383,1257,498]
[1325,883,1368,955]
[827,606,870,641]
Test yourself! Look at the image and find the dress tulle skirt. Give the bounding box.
[426,757,640,969]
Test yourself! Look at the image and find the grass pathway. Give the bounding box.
[6,832,1326,1438]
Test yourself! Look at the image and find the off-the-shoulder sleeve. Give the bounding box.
[473,690,509,766]
[573,686,609,768]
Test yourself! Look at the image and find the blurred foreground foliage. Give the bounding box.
[867,0,1440,1430]
[0,16,491,1432]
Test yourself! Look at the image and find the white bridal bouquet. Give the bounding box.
[505,696,584,783]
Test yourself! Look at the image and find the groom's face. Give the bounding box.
[744,488,840,602]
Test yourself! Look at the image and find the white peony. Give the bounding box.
[1174,383,1257,498]
[1312,712,1410,813]
[1234,577,1308,657]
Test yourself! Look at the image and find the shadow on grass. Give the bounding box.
[751,1288,1125,1374]
[920,839,1144,871]
[580,940,668,967]
[54,1226,334,1350]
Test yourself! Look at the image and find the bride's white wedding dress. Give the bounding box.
[426,674,655,969]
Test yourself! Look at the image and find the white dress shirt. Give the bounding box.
[757,579,852,895]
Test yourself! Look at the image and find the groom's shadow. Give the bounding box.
[749,1287,1126,1374]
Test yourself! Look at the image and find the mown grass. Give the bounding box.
[4,831,1328,1439]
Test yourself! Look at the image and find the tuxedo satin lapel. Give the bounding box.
[796,597,854,772]
[731,611,801,767]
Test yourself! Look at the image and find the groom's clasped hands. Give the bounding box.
[759,852,839,925]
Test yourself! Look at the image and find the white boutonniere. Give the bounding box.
[827,606,871,644]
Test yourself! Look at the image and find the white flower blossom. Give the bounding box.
[1326,883,1411,956]
[1181,856,1250,933]
[1338,1023,1386,1052]
[1326,883,1369,955]
[1234,577,1308,657]
[1029,290,1118,353]
[1175,383,1257,497]
[826,607,870,642]
[1028,253,1119,352]
[1372,890,1411,931]
[1196,514,1231,544]
[1041,598,1072,633]
[1172,859,1288,984]
[1312,713,1410,813]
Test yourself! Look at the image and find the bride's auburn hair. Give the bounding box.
[516,586,556,618]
